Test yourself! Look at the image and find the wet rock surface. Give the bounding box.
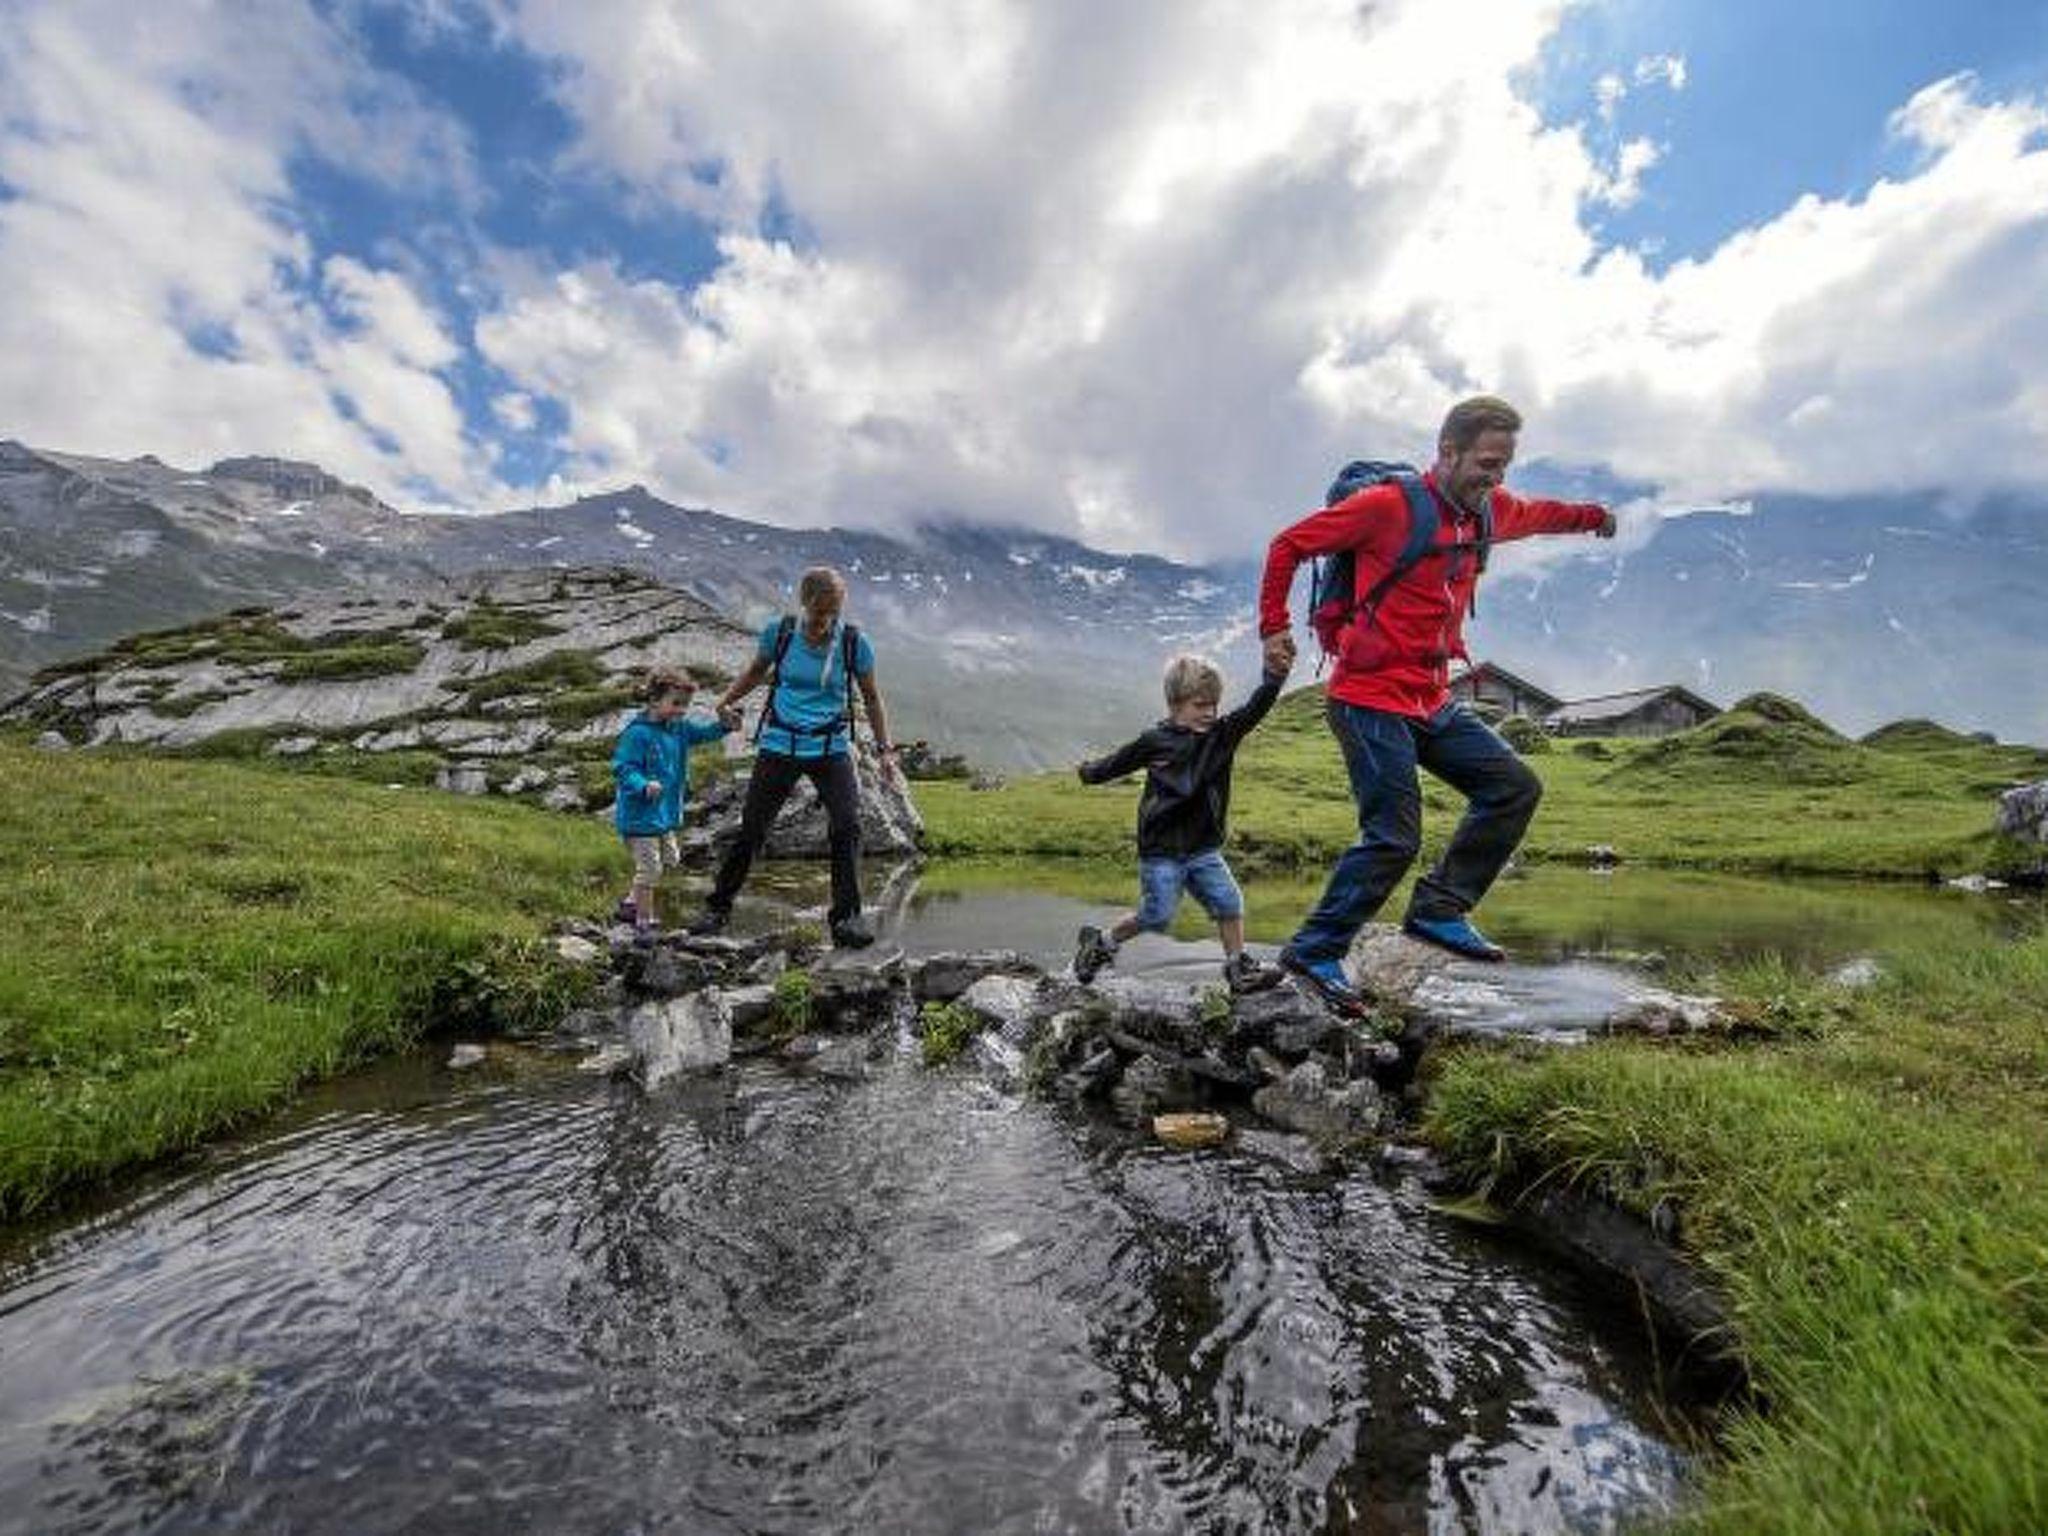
[526,910,1740,1361]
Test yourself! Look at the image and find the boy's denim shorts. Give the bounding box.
[1134,849,1245,931]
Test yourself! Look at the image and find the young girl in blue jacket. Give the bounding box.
[612,668,735,934]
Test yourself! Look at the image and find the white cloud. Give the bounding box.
[1634,54,1688,92]
[468,5,2048,556]
[2,2,2045,565]
[0,0,494,499]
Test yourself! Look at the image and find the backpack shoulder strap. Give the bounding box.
[754,615,799,743]
[1353,473,1438,620]
[840,623,862,722]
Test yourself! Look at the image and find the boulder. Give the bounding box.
[706,745,925,858]
[446,1043,488,1070]
[808,947,907,1028]
[437,763,492,796]
[625,991,733,1086]
[1110,1053,1199,1127]
[1251,1059,1383,1146]
[1347,925,1451,1004]
[620,944,720,999]
[1996,779,2048,844]
[910,949,1038,1003]
[956,973,1042,1037]
[32,730,70,751]
[1600,987,1729,1038]
[718,983,780,1033]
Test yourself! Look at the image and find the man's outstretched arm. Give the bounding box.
[1491,490,1616,541]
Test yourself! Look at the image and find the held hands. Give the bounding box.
[1262,630,1297,676]
[716,703,744,732]
[874,743,902,785]
[642,779,664,800]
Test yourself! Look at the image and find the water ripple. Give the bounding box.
[0,1054,1694,1535]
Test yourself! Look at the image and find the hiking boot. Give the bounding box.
[1072,925,1118,983]
[1278,948,1366,1014]
[1223,951,1282,996]
[612,897,639,927]
[685,906,730,937]
[1401,914,1507,963]
[829,916,876,950]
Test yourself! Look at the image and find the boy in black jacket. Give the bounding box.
[1074,653,1289,994]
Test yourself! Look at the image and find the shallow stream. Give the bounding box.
[0,864,2027,1534]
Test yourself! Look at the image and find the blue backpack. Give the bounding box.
[1306,460,1492,662]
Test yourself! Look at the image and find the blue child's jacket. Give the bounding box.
[613,712,728,836]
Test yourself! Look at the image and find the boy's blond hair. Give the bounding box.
[1163,653,1224,707]
[641,666,695,704]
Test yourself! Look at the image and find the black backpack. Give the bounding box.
[755,616,863,747]
[1306,460,1493,664]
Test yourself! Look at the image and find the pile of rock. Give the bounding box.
[522,923,1423,1154]
[514,919,1735,1158]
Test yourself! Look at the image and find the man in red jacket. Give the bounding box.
[1258,395,1616,1008]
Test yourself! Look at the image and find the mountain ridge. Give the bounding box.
[4,438,2043,756]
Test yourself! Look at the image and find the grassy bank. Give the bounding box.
[919,688,2048,879]
[0,740,617,1219]
[1428,930,2048,1534]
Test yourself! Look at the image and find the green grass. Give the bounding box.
[918,686,2048,879]
[439,604,564,651]
[1427,927,2048,1534]
[0,740,618,1219]
[273,640,424,682]
[460,649,606,705]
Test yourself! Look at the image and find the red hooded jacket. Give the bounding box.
[1258,471,1606,720]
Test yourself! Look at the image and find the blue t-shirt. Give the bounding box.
[756,617,875,758]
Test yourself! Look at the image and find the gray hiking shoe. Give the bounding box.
[1223,952,1282,996]
[1073,925,1118,983]
[830,915,876,949]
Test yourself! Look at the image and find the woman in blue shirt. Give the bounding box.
[693,566,900,948]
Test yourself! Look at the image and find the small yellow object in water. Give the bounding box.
[1152,1112,1229,1150]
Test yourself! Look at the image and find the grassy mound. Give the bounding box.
[0,741,618,1219]
[1616,697,1869,785]
[1726,691,1844,736]
[1861,718,1977,752]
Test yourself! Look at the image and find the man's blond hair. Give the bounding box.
[1163,653,1224,707]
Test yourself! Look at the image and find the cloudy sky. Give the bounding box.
[2,0,2045,560]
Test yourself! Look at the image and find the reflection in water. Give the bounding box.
[0,1049,1695,1535]
[893,858,2032,974]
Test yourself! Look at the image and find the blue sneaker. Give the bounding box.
[1278,948,1366,1014]
[1401,914,1506,963]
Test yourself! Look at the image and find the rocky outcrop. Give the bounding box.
[4,564,930,859]
[685,744,926,858]
[1997,779,2048,845]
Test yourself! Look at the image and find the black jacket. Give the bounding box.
[1076,671,1284,857]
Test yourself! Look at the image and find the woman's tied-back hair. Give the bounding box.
[641,666,694,704]
[798,566,847,610]
[1439,394,1523,454]
[1163,654,1225,708]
